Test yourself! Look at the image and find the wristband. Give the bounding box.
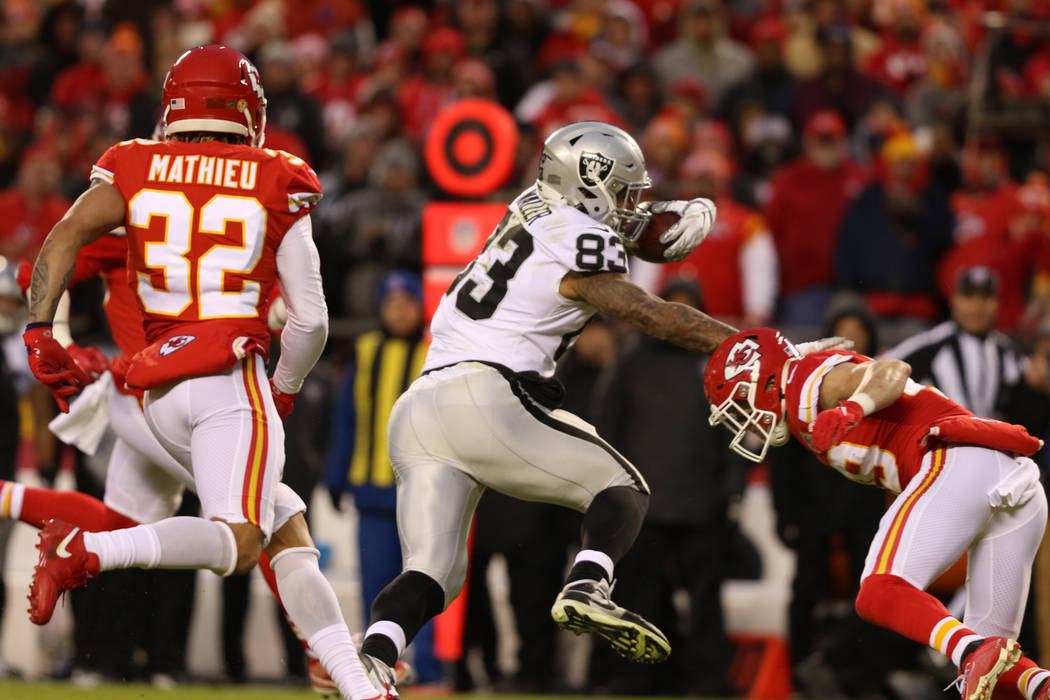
[25,322,53,331]
[847,392,876,416]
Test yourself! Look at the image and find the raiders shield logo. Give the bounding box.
[724,338,762,380]
[160,334,196,356]
[579,152,614,186]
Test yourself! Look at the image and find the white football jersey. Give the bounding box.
[425,185,629,377]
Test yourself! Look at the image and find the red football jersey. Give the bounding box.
[91,139,321,363]
[784,351,970,494]
[70,233,147,357]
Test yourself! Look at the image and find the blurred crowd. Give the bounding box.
[4,0,1050,697]
[0,0,1049,338]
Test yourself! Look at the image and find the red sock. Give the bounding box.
[258,550,311,652]
[2,481,139,531]
[995,657,1050,700]
[856,574,980,665]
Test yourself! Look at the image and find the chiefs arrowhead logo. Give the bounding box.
[724,338,762,380]
[159,334,196,356]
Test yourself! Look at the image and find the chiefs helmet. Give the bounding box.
[704,328,800,462]
[161,45,267,147]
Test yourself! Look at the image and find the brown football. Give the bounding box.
[625,210,680,263]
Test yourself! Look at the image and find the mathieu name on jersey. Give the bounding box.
[91,138,321,388]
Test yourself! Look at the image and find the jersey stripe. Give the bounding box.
[874,447,946,574]
[240,354,269,526]
[0,482,11,518]
[798,356,850,425]
[91,165,115,184]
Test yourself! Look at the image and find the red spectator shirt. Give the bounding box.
[785,351,969,494]
[91,139,321,367]
[765,156,867,297]
[659,197,773,321]
[0,189,71,262]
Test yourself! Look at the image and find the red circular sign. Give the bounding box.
[425,98,519,198]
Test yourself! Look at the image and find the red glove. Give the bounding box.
[809,400,866,452]
[67,343,110,381]
[24,323,90,412]
[269,378,297,421]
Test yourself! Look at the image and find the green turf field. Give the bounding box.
[0,681,684,700]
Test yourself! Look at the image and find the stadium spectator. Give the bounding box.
[718,16,797,126]
[257,39,327,167]
[795,23,887,127]
[766,109,867,325]
[659,148,778,327]
[0,147,70,262]
[835,130,954,325]
[653,0,755,105]
[315,139,424,320]
[862,0,928,95]
[592,277,744,697]
[397,27,465,142]
[938,143,1032,331]
[324,271,443,687]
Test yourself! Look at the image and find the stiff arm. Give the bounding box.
[559,270,737,354]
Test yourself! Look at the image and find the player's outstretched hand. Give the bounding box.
[796,336,854,355]
[651,198,717,262]
[23,324,90,412]
[809,400,865,451]
[67,343,110,381]
[269,378,297,421]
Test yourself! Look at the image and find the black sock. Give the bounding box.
[566,560,610,584]
[363,570,445,668]
[360,635,399,669]
[960,639,984,668]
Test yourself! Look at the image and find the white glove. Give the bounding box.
[795,336,854,355]
[649,198,717,262]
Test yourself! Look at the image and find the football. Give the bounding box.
[625,209,681,263]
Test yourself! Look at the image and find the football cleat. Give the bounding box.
[27,519,100,625]
[958,637,1021,700]
[550,578,670,664]
[307,655,339,697]
[361,653,401,699]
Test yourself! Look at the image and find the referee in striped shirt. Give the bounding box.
[886,266,1025,421]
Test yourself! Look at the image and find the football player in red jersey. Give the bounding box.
[705,329,1050,700]
[19,45,385,700]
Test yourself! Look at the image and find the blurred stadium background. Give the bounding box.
[3,0,1050,698]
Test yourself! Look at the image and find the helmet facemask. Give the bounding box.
[708,363,789,463]
[602,176,652,241]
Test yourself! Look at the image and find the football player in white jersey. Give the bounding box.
[356,121,735,681]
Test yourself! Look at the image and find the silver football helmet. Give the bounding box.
[536,121,652,240]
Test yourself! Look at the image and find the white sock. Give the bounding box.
[83,517,237,575]
[0,482,24,520]
[273,547,376,700]
[574,549,614,581]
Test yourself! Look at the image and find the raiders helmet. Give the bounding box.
[537,121,651,240]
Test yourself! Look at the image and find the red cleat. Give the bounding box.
[27,519,100,625]
[958,637,1022,700]
[307,655,339,697]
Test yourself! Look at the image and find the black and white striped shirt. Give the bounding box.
[885,321,1023,420]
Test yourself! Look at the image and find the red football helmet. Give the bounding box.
[161,45,267,147]
[704,328,801,462]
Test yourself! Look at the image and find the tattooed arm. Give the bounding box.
[28,180,126,323]
[559,271,737,354]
